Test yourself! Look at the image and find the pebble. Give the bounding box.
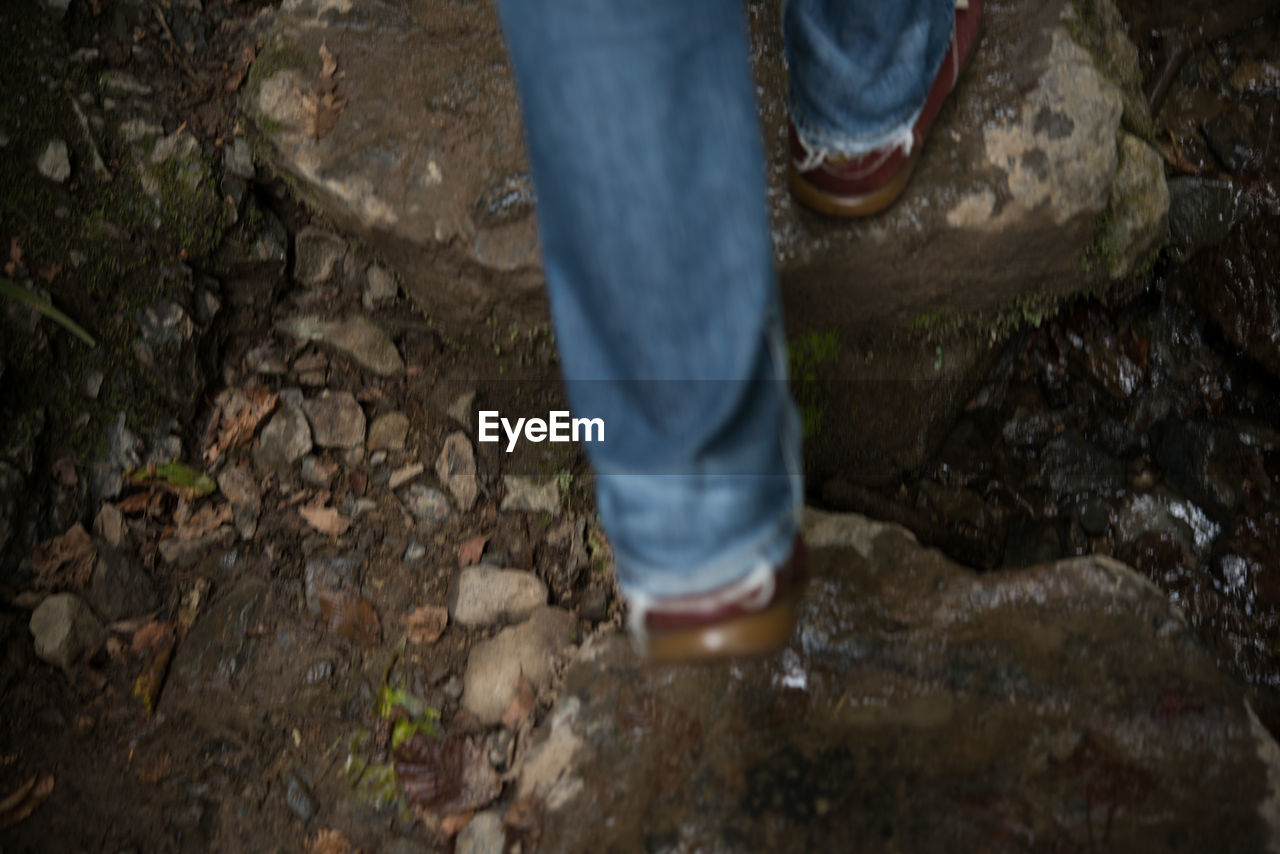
[252,406,313,476]
[283,772,316,823]
[1075,496,1113,538]
[93,501,126,548]
[29,593,106,671]
[448,390,476,431]
[388,462,423,491]
[37,139,71,183]
[158,527,235,566]
[363,264,397,309]
[88,547,157,621]
[301,455,338,487]
[368,412,409,451]
[293,227,347,285]
[302,391,366,449]
[369,450,387,467]
[304,659,334,685]
[404,541,427,563]
[224,137,254,180]
[462,606,576,725]
[217,464,262,540]
[436,432,479,511]
[456,811,505,854]
[276,314,405,376]
[303,553,363,615]
[403,483,451,525]
[500,475,561,516]
[451,566,547,627]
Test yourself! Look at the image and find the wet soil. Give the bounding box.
[1,0,1279,851]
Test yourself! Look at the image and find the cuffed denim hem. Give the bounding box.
[790,101,922,166]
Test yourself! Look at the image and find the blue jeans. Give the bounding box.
[496,0,953,600]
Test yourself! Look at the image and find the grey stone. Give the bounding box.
[250,207,288,270]
[388,462,423,491]
[252,407,313,476]
[304,659,334,685]
[88,548,157,621]
[1168,176,1253,262]
[300,454,338,487]
[276,314,405,376]
[29,594,106,670]
[303,552,363,615]
[1029,432,1127,497]
[369,450,387,466]
[217,465,262,540]
[93,502,126,548]
[451,566,547,627]
[403,541,426,563]
[293,226,346,286]
[368,411,409,451]
[1075,496,1112,538]
[500,475,560,516]
[158,526,235,566]
[168,578,267,695]
[447,390,476,432]
[363,264,397,309]
[456,811,505,854]
[526,508,1280,851]
[403,483,451,525]
[302,391,366,449]
[436,431,478,511]
[37,139,71,183]
[224,137,254,180]
[283,772,316,823]
[1115,488,1219,561]
[462,605,576,725]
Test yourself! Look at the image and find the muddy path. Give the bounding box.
[1,0,1279,851]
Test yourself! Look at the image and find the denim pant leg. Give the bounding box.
[496,0,803,600]
[785,0,956,157]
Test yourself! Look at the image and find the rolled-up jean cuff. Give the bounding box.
[601,473,803,599]
[791,103,923,161]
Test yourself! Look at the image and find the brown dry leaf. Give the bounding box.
[204,387,278,465]
[174,502,232,540]
[318,41,338,78]
[300,502,351,537]
[5,236,21,277]
[439,810,474,837]
[0,772,54,828]
[504,794,542,853]
[224,44,256,93]
[501,674,536,731]
[457,534,487,568]
[308,828,360,854]
[178,577,211,633]
[116,490,156,515]
[394,734,500,814]
[50,456,78,486]
[130,619,172,654]
[133,629,176,714]
[405,604,448,645]
[315,589,381,645]
[37,262,62,282]
[301,85,346,140]
[30,522,97,589]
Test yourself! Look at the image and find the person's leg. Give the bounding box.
[784,0,983,216]
[496,0,803,655]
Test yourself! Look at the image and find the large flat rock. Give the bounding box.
[244,0,1168,475]
[519,510,1280,852]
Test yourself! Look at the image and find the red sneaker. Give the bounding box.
[630,536,806,663]
[789,0,984,218]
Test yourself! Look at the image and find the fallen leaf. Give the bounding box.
[37,262,62,282]
[203,387,278,465]
[177,577,211,633]
[133,630,175,714]
[318,41,338,78]
[115,490,156,515]
[440,810,473,837]
[0,772,54,828]
[394,734,500,814]
[405,605,448,645]
[316,589,381,645]
[5,236,21,277]
[308,828,360,854]
[30,522,97,589]
[501,675,536,731]
[457,534,487,568]
[127,461,218,501]
[300,502,351,537]
[301,83,346,140]
[173,502,232,540]
[503,794,542,853]
[130,619,172,654]
[223,44,256,93]
[50,456,77,486]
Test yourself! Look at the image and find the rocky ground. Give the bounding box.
[2,0,1280,851]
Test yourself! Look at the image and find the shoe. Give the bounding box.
[788,0,984,218]
[630,535,806,664]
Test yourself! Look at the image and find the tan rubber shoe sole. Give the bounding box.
[788,146,922,218]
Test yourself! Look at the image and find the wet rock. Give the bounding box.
[1075,496,1112,538]
[579,586,609,624]
[462,605,576,725]
[1156,420,1243,515]
[249,206,288,271]
[456,811,504,854]
[293,226,346,286]
[159,527,235,566]
[29,593,105,671]
[283,772,316,823]
[451,566,547,627]
[368,412,409,451]
[1202,108,1263,174]
[1167,177,1253,262]
[302,391,366,450]
[1000,517,1063,568]
[1099,132,1169,279]
[300,454,338,487]
[303,553,363,615]
[500,475,560,516]
[217,465,262,540]
[88,547,157,621]
[37,139,70,182]
[224,137,254,180]
[402,483,451,525]
[1115,487,1219,560]
[252,406,313,476]
[169,577,268,693]
[436,432,478,511]
[529,509,1280,851]
[1031,432,1127,496]
[363,264,397,309]
[276,314,405,376]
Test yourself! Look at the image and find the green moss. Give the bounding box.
[788,330,839,441]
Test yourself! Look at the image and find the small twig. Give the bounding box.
[152,3,198,80]
[68,97,112,181]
